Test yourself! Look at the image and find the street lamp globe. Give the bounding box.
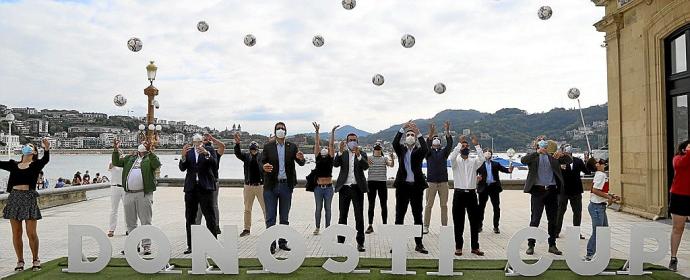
[146,61,157,83]
[138,124,146,131]
[148,124,155,131]
[155,125,162,131]
[5,113,15,122]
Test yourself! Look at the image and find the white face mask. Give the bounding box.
[137,144,147,153]
[275,129,286,139]
[432,139,441,147]
[484,152,492,159]
[405,136,416,146]
[321,148,329,156]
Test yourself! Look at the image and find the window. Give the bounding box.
[671,34,687,74]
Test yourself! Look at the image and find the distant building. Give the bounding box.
[68,126,128,134]
[82,112,107,119]
[11,107,37,115]
[0,133,20,150]
[26,119,49,136]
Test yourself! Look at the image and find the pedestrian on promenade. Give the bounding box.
[112,139,161,255]
[234,133,266,237]
[107,162,125,237]
[423,121,453,234]
[449,135,485,256]
[365,140,394,234]
[180,134,219,254]
[392,121,429,254]
[194,133,224,235]
[310,122,338,235]
[261,122,306,254]
[333,131,369,252]
[36,171,48,190]
[555,145,590,240]
[669,140,690,271]
[72,172,82,186]
[1,139,50,272]
[82,171,90,185]
[585,158,619,261]
[476,148,513,234]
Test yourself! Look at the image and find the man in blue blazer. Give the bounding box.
[476,149,513,234]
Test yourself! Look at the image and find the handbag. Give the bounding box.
[305,169,317,192]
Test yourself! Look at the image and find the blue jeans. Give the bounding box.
[314,185,334,228]
[264,182,293,246]
[587,202,609,256]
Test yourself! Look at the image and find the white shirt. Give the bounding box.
[110,166,123,186]
[344,150,361,185]
[127,157,145,191]
[449,144,484,190]
[590,171,609,204]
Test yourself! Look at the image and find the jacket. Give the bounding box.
[261,140,306,189]
[112,150,161,193]
[234,143,264,185]
[179,148,218,192]
[392,131,429,189]
[333,149,369,193]
[476,160,511,193]
[521,152,572,194]
[561,157,591,195]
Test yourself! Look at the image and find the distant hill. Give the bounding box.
[305,125,371,139]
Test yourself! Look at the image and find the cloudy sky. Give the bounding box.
[0,0,607,135]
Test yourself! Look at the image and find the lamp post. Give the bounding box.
[568,88,592,154]
[506,148,516,179]
[5,113,14,160]
[144,61,159,147]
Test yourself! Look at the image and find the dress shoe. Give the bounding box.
[526,246,535,255]
[313,228,320,235]
[493,227,500,234]
[240,230,250,237]
[580,234,585,240]
[142,247,152,255]
[454,249,462,256]
[471,249,485,256]
[357,244,366,252]
[478,227,483,233]
[365,225,374,234]
[415,245,429,254]
[183,248,192,255]
[107,231,114,237]
[279,244,292,251]
[548,245,562,255]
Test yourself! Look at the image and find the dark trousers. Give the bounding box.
[555,193,583,235]
[264,182,293,247]
[528,186,559,247]
[338,185,365,246]
[452,190,480,250]
[185,186,218,249]
[477,186,501,230]
[367,181,388,225]
[394,184,424,246]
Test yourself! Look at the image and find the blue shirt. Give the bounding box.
[537,154,556,186]
[277,142,287,179]
[485,161,495,184]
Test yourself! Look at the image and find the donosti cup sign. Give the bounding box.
[64,224,668,276]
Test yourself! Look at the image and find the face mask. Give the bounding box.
[538,140,548,149]
[484,152,492,159]
[432,139,441,147]
[321,148,329,156]
[461,148,470,156]
[21,145,34,156]
[275,129,286,139]
[347,141,357,150]
[405,136,416,146]
[137,144,147,153]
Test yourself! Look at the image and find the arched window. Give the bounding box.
[666,24,690,194]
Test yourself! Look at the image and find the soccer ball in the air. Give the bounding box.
[401,34,415,48]
[342,0,356,10]
[244,34,256,47]
[197,21,209,32]
[372,74,384,86]
[114,94,127,107]
[434,83,446,94]
[538,6,553,20]
[313,35,325,47]
[127,37,143,52]
[567,88,581,99]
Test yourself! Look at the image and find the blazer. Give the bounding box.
[476,160,511,193]
[234,143,264,185]
[392,131,429,190]
[179,148,218,192]
[521,152,572,194]
[333,149,369,193]
[561,157,591,195]
[261,140,306,189]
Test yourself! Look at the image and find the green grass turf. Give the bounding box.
[3,257,683,279]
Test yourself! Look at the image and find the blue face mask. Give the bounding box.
[538,140,548,149]
[21,145,34,156]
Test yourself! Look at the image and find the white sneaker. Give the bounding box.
[313,228,320,235]
[422,225,429,234]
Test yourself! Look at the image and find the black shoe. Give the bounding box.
[183,247,192,254]
[669,257,678,272]
[580,234,585,240]
[215,227,222,235]
[493,227,500,234]
[548,245,562,255]
[478,227,483,233]
[526,246,535,255]
[365,225,374,234]
[239,230,250,237]
[270,246,276,255]
[279,244,291,251]
[357,244,366,252]
[415,245,429,254]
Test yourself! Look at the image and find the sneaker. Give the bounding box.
[471,249,485,256]
[548,246,562,255]
[454,249,462,256]
[107,231,114,237]
[14,261,24,272]
[422,225,429,234]
[526,246,535,255]
[239,230,250,237]
[183,247,192,254]
[313,228,320,235]
[31,259,41,272]
[583,255,593,262]
[669,257,678,272]
[493,227,500,234]
[365,225,374,234]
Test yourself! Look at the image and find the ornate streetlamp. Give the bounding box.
[567,88,592,153]
[5,113,15,160]
[144,61,159,147]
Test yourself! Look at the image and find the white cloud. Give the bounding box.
[0,0,607,135]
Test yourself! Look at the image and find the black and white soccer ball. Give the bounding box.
[538,6,553,20]
[127,37,143,52]
[197,21,209,32]
[114,94,127,107]
[434,83,446,94]
[342,0,356,10]
[401,34,415,48]
[312,35,324,47]
[372,74,384,86]
[567,88,581,99]
[244,34,256,47]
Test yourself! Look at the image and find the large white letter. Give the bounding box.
[564,226,612,275]
[622,224,669,275]
[251,225,306,274]
[190,225,239,275]
[319,224,367,273]
[124,225,172,274]
[506,227,552,276]
[380,224,420,275]
[67,225,112,273]
[427,226,462,276]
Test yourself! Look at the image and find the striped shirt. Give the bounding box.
[367,155,388,182]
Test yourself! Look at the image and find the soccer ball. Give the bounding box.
[567,88,581,99]
[312,35,325,47]
[372,74,384,86]
[244,34,256,47]
[342,0,356,10]
[114,94,127,107]
[538,6,553,20]
[401,34,415,48]
[127,37,143,52]
[197,21,209,32]
[434,83,446,94]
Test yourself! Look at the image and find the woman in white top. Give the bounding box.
[585,159,620,260]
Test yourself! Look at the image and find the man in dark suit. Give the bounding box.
[521,137,572,256]
[476,149,513,234]
[392,121,429,254]
[262,122,306,254]
[179,134,219,254]
[333,133,369,252]
[555,145,591,239]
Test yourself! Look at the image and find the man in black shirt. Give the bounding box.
[195,133,224,234]
[555,145,591,239]
[234,133,266,237]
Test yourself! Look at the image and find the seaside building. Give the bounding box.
[594,0,690,218]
